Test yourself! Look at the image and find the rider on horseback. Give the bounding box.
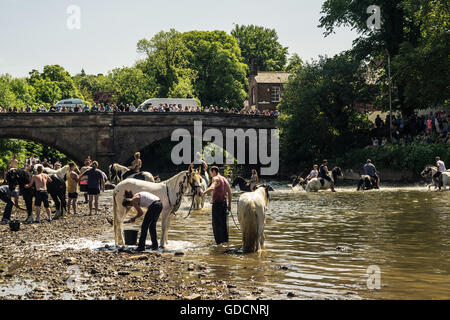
[123,152,142,180]
[433,157,447,188]
[319,160,336,192]
[364,159,380,189]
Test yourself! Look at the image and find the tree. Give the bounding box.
[319,0,449,114]
[231,24,289,72]
[27,65,82,104]
[181,30,248,107]
[279,53,373,171]
[285,53,303,73]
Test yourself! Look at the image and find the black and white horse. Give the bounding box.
[421,166,450,191]
[112,168,204,248]
[232,176,252,192]
[291,176,307,190]
[357,175,379,191]
[108,163,155,184]
[6,168,67,221]
[305,167,343,192]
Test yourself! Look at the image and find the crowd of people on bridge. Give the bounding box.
[370,110,450,147]
[0,103,280,118]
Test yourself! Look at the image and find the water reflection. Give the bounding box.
[162,184,450,299]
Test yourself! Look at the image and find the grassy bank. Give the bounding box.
[336,142,450,174]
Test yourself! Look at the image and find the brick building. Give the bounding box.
[248,71,291,111]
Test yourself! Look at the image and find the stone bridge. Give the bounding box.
[0,113,278,171]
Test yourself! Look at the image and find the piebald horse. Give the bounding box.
[108,163,155,184]
[237,185,274,253]
[44,165,70,180]
[421,166,450,191]
[305,167,343,193]
[113,168,204,248]
[357,175,379,191]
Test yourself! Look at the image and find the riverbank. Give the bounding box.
[0,200,267,300]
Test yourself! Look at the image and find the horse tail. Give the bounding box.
[239,199,258,253]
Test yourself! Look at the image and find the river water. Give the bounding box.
[120,183,449,300]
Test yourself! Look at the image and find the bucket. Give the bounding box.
[124,229,139,246]
[9,221,20,232]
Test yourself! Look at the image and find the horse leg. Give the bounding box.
[159,210,170,248]
[50,191,61,218]
[23,192,33,223]
[164,214,173,246]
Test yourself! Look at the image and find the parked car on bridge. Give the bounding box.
[139,98,199,110]
[53,98,89,110]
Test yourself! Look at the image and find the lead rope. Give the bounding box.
[230,199,241,231]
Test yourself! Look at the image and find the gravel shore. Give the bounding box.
[0,200,261,300]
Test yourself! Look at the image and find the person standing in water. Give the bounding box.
[250,169,258,191]
[202,166,232,245]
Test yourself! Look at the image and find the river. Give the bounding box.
[113,183,449,300]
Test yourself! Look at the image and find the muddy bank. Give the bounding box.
[0,199,292,300]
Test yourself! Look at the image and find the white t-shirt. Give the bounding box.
[309,169,318,178]
[137,192,160,208]
[437,160,446,172]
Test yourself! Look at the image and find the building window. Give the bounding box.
[271,87,281,103]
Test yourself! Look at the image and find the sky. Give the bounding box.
[0,0,358,77]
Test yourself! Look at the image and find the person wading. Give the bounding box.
[202,166,232,245]
[433,156,447,188]
[80,161,105,216]
[122,191,163,252]
[25,165,52,223]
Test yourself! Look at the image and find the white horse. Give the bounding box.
[305,167,343,192]
[237,185,274,253]
[108,163,155,184]
[44,165,70,180]
[187,169,208,210]
[113,169,203,247]
[421,166,450,191]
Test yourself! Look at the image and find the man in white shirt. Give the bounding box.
[122,191,163,251]
[129,104,136,112]
[433,156,447,188]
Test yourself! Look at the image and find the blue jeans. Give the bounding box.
[0,194,13,221]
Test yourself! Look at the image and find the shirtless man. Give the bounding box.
[7,154,19,171]
[25,165,52,223]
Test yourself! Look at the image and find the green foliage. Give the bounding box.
[279,53,374,172]
[319,0,450,114]
[0,139,72,173]
[27,65,83,104]
[137,29,248,107]
[337,142,450,174]
[231,24,288,72]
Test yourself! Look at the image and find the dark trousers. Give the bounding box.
[138,201,163,250]
[0,194,13,221]
[212,201,229,245]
